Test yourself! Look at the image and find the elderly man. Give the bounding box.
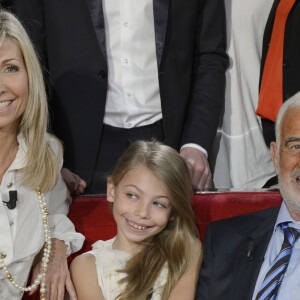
[196,92,300,300]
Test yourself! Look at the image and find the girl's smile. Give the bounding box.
[126,218,153,231]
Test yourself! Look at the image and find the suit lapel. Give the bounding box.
[265,0,281,39]
[153,0,170,67]
[264,0,299,44]
[84,0,170,65]
[84,0,107,60]
[230,213,277,300]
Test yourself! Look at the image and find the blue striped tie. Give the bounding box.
[255,222,300,300]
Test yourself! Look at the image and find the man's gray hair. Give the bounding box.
[275,92,300,149]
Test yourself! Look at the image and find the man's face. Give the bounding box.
[270,108,300,221]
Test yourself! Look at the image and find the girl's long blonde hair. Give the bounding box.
[0,10,61,192]
[110,141,198,300]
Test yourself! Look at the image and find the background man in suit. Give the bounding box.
[10,0,228,194]
[196,92,300,299]
[259,0,300,147]
[254,0,300,188]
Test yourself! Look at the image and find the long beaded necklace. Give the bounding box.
[0,187,51,300]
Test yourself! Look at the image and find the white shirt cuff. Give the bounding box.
[180,143,208,158]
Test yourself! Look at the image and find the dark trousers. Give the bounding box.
[86,120,164,194]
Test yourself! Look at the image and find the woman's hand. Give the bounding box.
[61,168,86,196]
[30,238,77,300]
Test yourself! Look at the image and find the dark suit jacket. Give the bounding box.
[12,0,228,186]
[260,0,300,146]
[195,206,280,300]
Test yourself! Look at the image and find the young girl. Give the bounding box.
[70,141,202,300]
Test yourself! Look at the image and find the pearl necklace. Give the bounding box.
[0,188,51,300]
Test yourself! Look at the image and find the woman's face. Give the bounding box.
[0,37,28,133]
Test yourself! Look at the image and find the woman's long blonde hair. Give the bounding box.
[0,10,61,192]
[109,141,198,300]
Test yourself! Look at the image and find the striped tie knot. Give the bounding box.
[255,222,300,300]
[280,222,300,247]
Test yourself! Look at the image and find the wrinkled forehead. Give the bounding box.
[280,108,300,147]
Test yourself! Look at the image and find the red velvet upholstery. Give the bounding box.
[22,191,282,299]
[193,192,282,240]
[69,192,282,252]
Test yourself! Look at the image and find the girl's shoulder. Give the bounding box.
[88,238,130,273]
[70,252,104,299]
[192,237,202,254]
[191,237,202,249]
[71,251,95,267]
[186,237,202,263]
[192,237,203,266]
[91,237,115,250]
[70,252,97,281]
[79,238,130,299]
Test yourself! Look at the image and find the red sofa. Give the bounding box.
[22,191,282,299]
[68,191,282,254]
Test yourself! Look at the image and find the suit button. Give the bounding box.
[98,70,107,79]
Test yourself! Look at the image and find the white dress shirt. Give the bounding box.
[101,0,207,156]
[102,0,162,129]
[0,134,84,299]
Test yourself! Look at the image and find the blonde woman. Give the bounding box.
[71,141,202,300]
[0,10,84,300]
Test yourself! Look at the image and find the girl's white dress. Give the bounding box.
[88,238,168,300]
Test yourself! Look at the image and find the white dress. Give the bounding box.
[88,238,168,300]
[211,0,276,188]
[0,134,85,299]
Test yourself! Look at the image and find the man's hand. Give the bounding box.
[30,239,77,300]
[61,168,86,196]
[180,147,211,191]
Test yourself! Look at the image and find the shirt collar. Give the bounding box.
[274,201,300,231]
[7,133,28,172]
